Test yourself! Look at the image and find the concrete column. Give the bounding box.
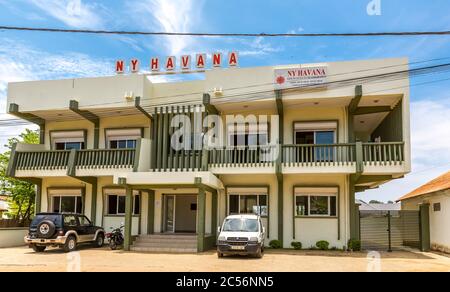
[90,179,97,225]
[123,185,133,251]
[147,190,155,234]
[35,181,42,214]
[197,186,206,252]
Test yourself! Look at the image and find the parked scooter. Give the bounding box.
[106,225,124,250]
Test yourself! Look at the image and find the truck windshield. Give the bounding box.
[222,218,259,232]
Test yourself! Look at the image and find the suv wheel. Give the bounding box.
[32,245,46,253]
[94,233,104,248]
[63,235,77,253]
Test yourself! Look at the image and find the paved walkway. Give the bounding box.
[0,246,449,272]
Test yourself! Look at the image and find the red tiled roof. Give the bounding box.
[397,171,450,201]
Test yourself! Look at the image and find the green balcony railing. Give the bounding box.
[362,142,404,166]
[15,150,71,170]
[76,149,136,169]
[283,144,356,166]
[209,145,277,167]
[154,150,205,172]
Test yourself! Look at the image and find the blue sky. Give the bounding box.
[0,0,449,202]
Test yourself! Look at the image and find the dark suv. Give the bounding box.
[24,213,105,253]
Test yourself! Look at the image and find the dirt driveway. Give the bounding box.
[0,246,449,272]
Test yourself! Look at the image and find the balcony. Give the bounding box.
[9,141,406,178]
[8,139,150,178]
[208,145,277,173]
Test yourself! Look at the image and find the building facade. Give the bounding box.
[6,58,411,252]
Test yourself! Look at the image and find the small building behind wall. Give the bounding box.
[397,171,450,254]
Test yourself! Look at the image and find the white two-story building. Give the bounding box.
[6,57,411,252]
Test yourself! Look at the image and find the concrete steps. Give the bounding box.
[130,234,198,253]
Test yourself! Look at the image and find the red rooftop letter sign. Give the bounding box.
[116,60,124,74]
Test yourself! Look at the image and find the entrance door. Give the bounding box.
[163,195,197,233]
[174,195,197,233]
[163,195,175,233]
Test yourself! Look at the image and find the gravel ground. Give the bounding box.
[0,245,449,272]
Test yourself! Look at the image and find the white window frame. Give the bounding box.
[227,187,268,217]
[105,128,142,149]
[50,130,85,150]
[294,121,337,144]
[227,123,269,147]
[105,190,141,216]
[294,187,338,217]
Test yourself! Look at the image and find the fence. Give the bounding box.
[360,210,421,251]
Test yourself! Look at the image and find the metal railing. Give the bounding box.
[208,145,277,167]
[76,149,136,169]
[362,142,404,166]
[15,150,70,170]
[283,144,356,166]
[154,150,205,171]
[14,149,136,171]
[12,142,405,173]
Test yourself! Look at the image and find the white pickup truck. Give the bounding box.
[216,214,265,258]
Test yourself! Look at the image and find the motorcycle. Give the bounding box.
[106,225,124,250]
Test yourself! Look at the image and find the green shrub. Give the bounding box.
[347,239,361,251]
[269,240,282,249]
[290,241,302,250]
[315,240,330,250]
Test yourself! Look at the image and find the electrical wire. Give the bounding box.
[2,60,450,125]
[2,26,450,37]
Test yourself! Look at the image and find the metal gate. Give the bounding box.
[360,210,421,251]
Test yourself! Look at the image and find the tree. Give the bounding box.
[0,129,39,224]
[369,200,384,204]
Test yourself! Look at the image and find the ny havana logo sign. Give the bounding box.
[115,51,239,74]
[274,66,328,90]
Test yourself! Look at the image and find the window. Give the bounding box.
[294,122,337,162]
[106,192,140,215]
[52,195,82,214]
[78,215,91,226]
[55,142,85,150]
[110,139,136,149]
[227,123,269,146]
[228,188,268,216]
[64,215,78,227]
[433,203,441,212]
[106,128,142,149]
[294,187,338,217]
[51,130,86,150]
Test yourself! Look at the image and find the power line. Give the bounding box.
[2,56,446,118]
[2,60,450,125]
[2,26,450,37]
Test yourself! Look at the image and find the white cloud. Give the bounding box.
[238,37,283,57]
[29,0,106,29]
[358,98,450,202]
[127,0,204,56]
[0,38,114,150]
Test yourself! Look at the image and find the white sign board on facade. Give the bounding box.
[274,66,328,90]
